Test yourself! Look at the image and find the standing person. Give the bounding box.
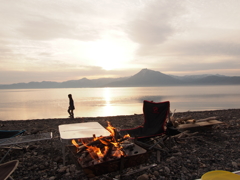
[68,94,75,118]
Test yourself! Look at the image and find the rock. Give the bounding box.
[137,174,149,180]
[65,172,71,177]
[153,170,159,177]
[232,161,238,168]
[182,166,188,173]
[69,164,76,172]
[57,166,67,173]
[2,110,240,180]
[39,165,45,170]
[164,167,171,175]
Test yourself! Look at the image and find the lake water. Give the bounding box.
[0,85,240,121]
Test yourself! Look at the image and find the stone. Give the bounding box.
[232,161,238,168]
[57,166,67,173]
[153,170,159,176]
[164,167,171,175]
[137,174,149,180]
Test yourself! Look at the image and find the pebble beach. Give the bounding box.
[1,109,240,180]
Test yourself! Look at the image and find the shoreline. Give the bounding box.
[1,108,240,122]
[1,108,240,180]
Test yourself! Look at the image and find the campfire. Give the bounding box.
[71,121,132,165]
[68,121,149,176]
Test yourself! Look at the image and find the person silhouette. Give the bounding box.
[68,94,75,118]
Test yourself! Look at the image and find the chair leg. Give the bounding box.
[0,146,13,163]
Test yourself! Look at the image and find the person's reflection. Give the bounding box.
[68,94,75,118]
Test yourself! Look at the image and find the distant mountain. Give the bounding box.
[105,68,181,87]
[169,74,226,81]
[193,75,240,85]
[0,77,127,89]
[0,69,240,89]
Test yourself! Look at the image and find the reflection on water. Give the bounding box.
[0,85,240,120]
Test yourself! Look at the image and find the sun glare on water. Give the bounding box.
[86,40,129,70]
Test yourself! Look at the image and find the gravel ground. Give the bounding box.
[1,109,240,180]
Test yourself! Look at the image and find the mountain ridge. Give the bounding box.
[1,69,240,89]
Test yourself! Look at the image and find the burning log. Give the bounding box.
[72,136,113,154]
[71,121,134,166]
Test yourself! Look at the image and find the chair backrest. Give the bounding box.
[120,100,170,138]
[141,100,170,137]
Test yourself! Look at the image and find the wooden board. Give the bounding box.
[178,120,223,130]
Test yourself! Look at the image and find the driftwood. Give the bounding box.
[195,116,218,122]
[170,114,193,127]
[170,109,218,128]
[186,119,196,123]
[173,130,198,139]
[157,150,161,162]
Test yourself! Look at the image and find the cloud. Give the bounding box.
[18,17,100,41]
[126,0,186,45]
[177,41,240,57]
[0,1,124,42]
[1,0,240,84]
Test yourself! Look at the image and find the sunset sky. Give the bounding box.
[1,0,240,84]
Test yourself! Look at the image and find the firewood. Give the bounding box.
[186,119,196,123]
[76,136,112,154]
[103,145,113,161]
[196,117,217,122]
[157,150,161,162]
[173,130,198,139]
[176,116,193,124]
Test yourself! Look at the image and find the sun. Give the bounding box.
[86,39,128,70]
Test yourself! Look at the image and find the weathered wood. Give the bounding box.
[157,150,161,162]
[195,116,217,122]
[177,116,193,123]
[186,119,196,123]
[178,120,223,130]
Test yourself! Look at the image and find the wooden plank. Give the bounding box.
[178,120,223,130]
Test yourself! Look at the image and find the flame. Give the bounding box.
[72,139,80,148]
[106,121,117,142]
[87,146,104,162]
[123,134,130,139]
[72,121,130,163]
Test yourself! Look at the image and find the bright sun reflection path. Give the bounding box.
[104,88,111,105]
[102,88,114,116]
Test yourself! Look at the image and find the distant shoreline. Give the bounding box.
[1,108,240,122]
[1,84,240,90]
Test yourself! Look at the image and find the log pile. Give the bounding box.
[170,110,218,128]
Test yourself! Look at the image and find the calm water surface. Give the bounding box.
[0,86,240,120]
